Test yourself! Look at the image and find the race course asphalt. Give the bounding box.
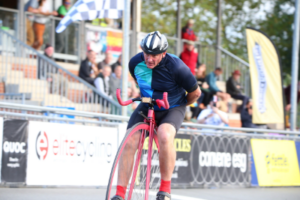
[0,187,299,200]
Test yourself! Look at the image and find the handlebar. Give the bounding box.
[116,88,170,109]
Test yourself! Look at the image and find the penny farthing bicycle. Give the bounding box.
[105,89,170,200]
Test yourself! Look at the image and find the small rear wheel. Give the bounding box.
[105,122,161,200]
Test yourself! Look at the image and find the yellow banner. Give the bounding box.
[251,139,300,186]
[246,28,284,124]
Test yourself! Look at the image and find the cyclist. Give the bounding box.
[112,31,201,200]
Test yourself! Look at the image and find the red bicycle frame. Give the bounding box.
[116,89,169,200]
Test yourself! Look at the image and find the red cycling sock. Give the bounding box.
[159,179,171,194]
[116,185,127,199]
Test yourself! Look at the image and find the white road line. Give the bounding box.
[148,191,208,200]
[171,193,207,200]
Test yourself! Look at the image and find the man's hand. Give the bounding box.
[285,104,291,111]
[212,106,219,113]
[207,113,214,118]
[186,86,201,105]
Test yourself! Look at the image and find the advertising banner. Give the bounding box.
[190,135,250,185]
[141,134,193,186]
[246,28,284,124]
[251,139,300,186]
[143,133,250,186]
[86,25,122,62]
[26,121,118,186]
[0,117,3,182]
[1,119,28,183]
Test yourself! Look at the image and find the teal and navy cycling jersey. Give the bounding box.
[129,52,198,110]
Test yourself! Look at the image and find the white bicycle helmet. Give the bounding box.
[140,31,168,54]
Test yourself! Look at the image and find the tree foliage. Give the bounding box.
[141,0,295,76]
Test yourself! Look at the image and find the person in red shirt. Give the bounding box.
[182,19,198,41]
[179,40,200,75]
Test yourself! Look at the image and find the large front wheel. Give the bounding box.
[105,122,161,200]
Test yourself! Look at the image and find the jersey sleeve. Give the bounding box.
[174,59,198,93]
[128,58,137,81]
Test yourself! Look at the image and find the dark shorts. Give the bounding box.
[127,104,186,132]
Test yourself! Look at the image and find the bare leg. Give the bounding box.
[117,131,141,187]
[157,123,176,181]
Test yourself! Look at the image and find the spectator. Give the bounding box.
[38,44,55,79]
[206,68,231,102]
[79,50,98,85]
[196,63,213,107]
[182,19,197,41]
[127,87,139,115]
[24,0,39,46]
[94,65,112,98]
[55,0,72,54]
[57,0,71,18]
[284,81,300,111]
[32,0,58,50]
[197,97,229,129]
[111,54,122,72]
[240,97,256,128]
[128,73,140,98]
[98,51,113,71]
[179,41,199,75]
[226,70,245,100]
[38,44,67,94]
[109,65,122,100]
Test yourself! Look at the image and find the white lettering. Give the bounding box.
[3,141,26,154]
[199,151,246,172]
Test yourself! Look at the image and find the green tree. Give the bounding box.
[141,0,295,77]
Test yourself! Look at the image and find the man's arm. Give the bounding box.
[215,110,229,124]
[186,86,201,105]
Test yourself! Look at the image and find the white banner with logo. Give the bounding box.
[0,117,3,182]
[26,121,118,186]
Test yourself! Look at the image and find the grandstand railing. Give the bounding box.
[0,28,122,114]
[1,101,299,135]
[24,12,82,63]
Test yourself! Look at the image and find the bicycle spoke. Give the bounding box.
[106,123,161,200]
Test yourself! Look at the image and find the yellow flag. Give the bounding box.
[246,28,284,124]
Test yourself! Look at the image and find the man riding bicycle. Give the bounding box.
[112,31,201,200]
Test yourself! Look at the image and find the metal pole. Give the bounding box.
[215,0,222,69]
[131,0,137,58]
[18,0,25,42]
[290,0,300,130]
[176,0,181,56]
[121,0,130,116]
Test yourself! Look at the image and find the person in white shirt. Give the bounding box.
[197,99,229,130]
[32,0,57,50]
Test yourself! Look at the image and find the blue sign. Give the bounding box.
[44,107,75,124]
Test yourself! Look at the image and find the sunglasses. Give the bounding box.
[65,2,71,5]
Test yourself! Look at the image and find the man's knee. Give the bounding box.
[157,124,176,146]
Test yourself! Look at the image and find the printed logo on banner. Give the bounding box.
[26,121,118,186]
[251,139,300,186]
[142,134,193,184]
[190,135,250,185]
[1,120,28,183]
[253,42,267,113]
[36,131,49,160]
[33,131,113,163]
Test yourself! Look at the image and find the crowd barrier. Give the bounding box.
[0,117,300,188]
